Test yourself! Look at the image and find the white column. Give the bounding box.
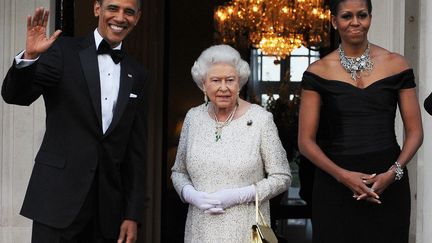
[369,0,405,54]
[405,0,420,242]
[417,0,432,242]
[0,0,53,242]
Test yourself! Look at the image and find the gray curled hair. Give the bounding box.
[191,44,251,91]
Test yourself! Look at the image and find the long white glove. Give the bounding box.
[207,185,256,210]
[182,185,221,211]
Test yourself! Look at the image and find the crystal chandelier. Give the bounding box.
[214,0,331,59]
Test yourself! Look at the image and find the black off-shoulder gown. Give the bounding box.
[302,69,415,243]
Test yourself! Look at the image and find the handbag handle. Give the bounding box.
[255,191,269,227]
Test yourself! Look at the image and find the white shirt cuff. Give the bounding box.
[15,50,39,69]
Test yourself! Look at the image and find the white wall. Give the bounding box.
[0,0,53,242]
[417,0,432,242]
[404,0,420,242]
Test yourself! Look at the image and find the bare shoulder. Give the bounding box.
[371,44,410,73]
[306,50,339,77]
[386,52,410,72]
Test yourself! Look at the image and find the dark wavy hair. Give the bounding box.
[330,0,372,15]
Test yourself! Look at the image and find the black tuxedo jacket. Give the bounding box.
[425,92,432,115]
[1,33,148,238]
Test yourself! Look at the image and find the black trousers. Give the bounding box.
[31,176,116,243]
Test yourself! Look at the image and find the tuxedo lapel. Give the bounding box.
[103,55,135,137]
[79,35,103,131]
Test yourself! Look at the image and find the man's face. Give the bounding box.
[94,0,141,47]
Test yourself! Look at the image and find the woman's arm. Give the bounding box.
[397,88,423,168]
[298,89,379,201]
[254,112,292,202]
[366,88,423,195]
[171,111,193,200]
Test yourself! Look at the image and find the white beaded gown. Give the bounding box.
[171,103,292,243]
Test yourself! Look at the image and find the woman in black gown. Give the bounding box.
[298,0,423,242]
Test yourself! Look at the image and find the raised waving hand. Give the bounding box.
[24,7,62,59]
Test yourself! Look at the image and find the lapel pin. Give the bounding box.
[128,74,133,78]
[247,120,253,126]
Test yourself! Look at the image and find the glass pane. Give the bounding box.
[310,48,320,56]
[290,45,309,56]
[261,94,279,108]
[290,57,309,82]
[262,56,280,82]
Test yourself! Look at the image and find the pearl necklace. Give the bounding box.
[212,105,238,142]
[338,43,374,81]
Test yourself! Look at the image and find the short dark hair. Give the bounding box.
[97,0,142,10]
[330,0,372,15]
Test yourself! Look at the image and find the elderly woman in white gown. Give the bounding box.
[171,44,291,243]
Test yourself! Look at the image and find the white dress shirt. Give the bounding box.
[94,29,122,133]
[15,29,123,134]
[14,51,39,67]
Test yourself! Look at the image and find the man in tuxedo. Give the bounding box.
[1,0,147,242]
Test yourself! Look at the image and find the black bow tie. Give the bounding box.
[97,40,125,64]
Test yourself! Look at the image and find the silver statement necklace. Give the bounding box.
[338,43,374,81]
[212,105,238,142]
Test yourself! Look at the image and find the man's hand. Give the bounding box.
[24,7,62,59]
[117,219,137,243]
